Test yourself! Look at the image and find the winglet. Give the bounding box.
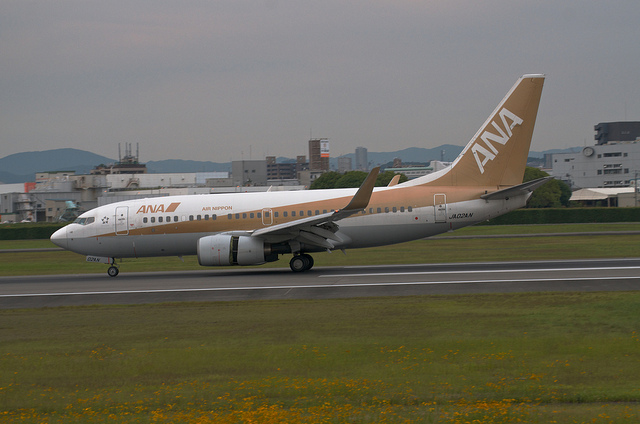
[387,174,401,187]
[342,167,380,211]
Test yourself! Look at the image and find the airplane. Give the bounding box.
[51,74,548,277]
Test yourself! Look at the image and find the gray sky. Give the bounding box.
[2,1,639,162]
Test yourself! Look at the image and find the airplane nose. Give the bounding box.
[50,226,68,249]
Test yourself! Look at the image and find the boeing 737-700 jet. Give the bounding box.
[51,74,548,276]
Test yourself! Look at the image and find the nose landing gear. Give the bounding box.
[107,260,119,277]
[289,253,314,272]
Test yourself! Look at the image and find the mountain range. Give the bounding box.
[0,146,580,184]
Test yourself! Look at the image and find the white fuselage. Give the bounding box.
[51,187,528,259]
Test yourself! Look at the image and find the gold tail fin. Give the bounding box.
[432,74,545,188]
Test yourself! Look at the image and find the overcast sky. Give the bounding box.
[2,1,639,162]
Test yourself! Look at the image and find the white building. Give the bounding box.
[550,142,640,189]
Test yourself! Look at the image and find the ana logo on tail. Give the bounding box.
[471,108,523,174]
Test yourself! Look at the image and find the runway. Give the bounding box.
[1,258,639,309]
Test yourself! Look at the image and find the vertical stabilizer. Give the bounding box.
[434,74,545,188]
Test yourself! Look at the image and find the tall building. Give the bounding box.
[355,147,368,171]
[309,138,329,171]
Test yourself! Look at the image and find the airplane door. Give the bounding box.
[434,194,447,223]
[115,206,129,235]
[262,208,273,226]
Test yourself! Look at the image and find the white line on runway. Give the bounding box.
[2,275,640,298]
[320,266,640,278]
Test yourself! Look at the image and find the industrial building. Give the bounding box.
[550,121,640,189]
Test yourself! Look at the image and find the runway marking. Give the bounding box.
[320,266,640,278]
[2,275,640,298]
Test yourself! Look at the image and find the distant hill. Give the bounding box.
[0,148,115,183]
[0,146,579,184]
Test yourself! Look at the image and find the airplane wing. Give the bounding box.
[480,176,552,200]
[249,167,380,250]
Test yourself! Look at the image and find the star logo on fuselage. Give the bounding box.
[102,216,109,224]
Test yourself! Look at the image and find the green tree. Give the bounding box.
[335,171,368,188]
[523,167,571,208]
[309,172,342,189]
[310,170,409,189]
[376,170,409,186]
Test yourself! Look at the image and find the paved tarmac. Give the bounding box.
[1,258,639,309]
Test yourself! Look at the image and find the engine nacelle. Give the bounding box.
[197,234,277,266]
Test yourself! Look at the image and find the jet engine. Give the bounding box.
[197,234,278,266]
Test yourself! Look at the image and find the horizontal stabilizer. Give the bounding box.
[480,176,552,200]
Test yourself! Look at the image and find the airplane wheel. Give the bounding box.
[289,255,308,272]
[107,266,119,277]
[301,253,314,270]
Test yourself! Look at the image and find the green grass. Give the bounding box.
[1,293,639,423]
[2,224,640,275]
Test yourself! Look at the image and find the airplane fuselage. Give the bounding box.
[53,186,528,258]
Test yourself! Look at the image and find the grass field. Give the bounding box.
[2,223,640,276]
[1,223,639,422]
[1,293,639,423]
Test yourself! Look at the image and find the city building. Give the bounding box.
[309,138,330,171]
[594,122,640,145]
[231,160,268,186]
[337,157,352,173]
[355,147,368,171]
[551,121,640,189]
[551,143,640,188]
[266,156,308,180]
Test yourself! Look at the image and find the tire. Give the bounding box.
[289,255,307,272]
[107,266,119,277]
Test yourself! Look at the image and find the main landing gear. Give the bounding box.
[289,253,314,272]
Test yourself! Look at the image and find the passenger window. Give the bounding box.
[257,212,262,218]
[274,211,279,218]
[158,217,163,223]
[392,207,397,213]
[204,215,209,220]
[400,206,405,212]
[265,211,270,218]
[174,216,179,222]
[242,213,247,219]
[300,211,304,216]
[212,214,217,220]
[377,207,382,213]
[250,213,254,218]
[143,217,148,224]
[307,210,312,216]
[189,215,194,221]
[151,217,156,223]
[228,214,232,219]
[315,210,319,215]
[291,211,296,217]
[283,211,288,217]
[167,216,171,222]
[385,207,389,213]
[408,206,413,212]
[369,208,373,214]
[235,214,240,219]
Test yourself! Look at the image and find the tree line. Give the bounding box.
[310,167,571,208]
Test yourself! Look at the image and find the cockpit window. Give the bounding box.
[73,217,95,225]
